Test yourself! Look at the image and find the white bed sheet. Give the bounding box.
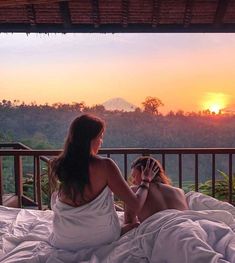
[0,192,234,263]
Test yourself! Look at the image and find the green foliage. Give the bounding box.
[21,133,53,149]
[190,170,235,204]
[23,166,50,207]
[2,157,15,193]
[0,131,13,143]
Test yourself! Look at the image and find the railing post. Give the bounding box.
[195,154,198,192]
[162,154,165,170]
[47,160,52,198]
[14,155,23,207]
[124,154,128,181]
[212,154,215,197]
[229,154,233,204]
[33,157,37,202]
[35,156,42,210]
[0,156,3,205]
[178,154,182,188]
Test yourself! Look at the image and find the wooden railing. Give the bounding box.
[0,143,234,209]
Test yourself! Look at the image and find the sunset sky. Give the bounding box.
[1,33,235,114]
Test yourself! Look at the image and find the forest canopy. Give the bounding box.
[1,98,235,149]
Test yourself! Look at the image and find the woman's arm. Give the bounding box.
[124,186,139,224]
[124,205,139,224]
[122,186,140,235]
[105,158,155,213]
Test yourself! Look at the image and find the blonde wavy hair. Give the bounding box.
[131,156,171,185]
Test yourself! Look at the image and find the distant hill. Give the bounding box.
[103,97,137,112]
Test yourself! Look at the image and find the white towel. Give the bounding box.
[49,186,121,251]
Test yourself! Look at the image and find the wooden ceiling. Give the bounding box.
[0,0,234,33]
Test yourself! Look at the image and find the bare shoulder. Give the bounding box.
[100,157,120,171]
[90,155,108,166]
[90,156,119,174]
[161,184,185,196]
[169,186,187,201]
[89,156,111,185]
[173,186,185,195]
[89,156,108,175]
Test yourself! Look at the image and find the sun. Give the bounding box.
[208,104,221,114]
[202,92,229,114]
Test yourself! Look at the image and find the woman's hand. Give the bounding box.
[141,158,159,183]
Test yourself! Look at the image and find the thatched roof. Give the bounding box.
[0,0,234,33]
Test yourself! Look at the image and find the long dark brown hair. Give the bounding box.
[50,114,105,203]
[131,156,171,185]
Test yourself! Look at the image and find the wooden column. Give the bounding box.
[59,1,71,29]
[0,156,3,205]
[35,156,42,210]
[47,160,52,198]
[124,154,128,181]
[92,0,100,28]
[183,0,194,28]
[122,0,129,28]
[14,155,23,207]
[152,0,161,28]
[178,154,182,188]
[214,0,229,28]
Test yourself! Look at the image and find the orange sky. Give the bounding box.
[1,33,235,114]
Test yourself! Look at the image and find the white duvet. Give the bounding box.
[0,192,234,263]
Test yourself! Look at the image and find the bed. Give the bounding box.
[0,192,235,263]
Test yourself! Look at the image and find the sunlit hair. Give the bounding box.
[50,114,105,203]
[131,156,171,185]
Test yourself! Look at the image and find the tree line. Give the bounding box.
[1,98,235,149]
[1,98,235,179]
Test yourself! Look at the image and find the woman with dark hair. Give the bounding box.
[49,114,157,251]
[124,156,188,224]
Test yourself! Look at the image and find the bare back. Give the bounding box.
[126,183,188,223]
[59,156,108,206]
[58,156,147,212]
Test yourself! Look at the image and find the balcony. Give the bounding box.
[0,142,234,209]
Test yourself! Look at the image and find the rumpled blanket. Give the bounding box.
[0,192,234,263]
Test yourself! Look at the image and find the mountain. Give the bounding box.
[102,97,137,112]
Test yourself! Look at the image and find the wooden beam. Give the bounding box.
[152,0,161,28]
[26,4,36,27]
[122,0,129,28]
[92,0,100,28]
[59,1,71,29]
[0,0,65,7]
[214,0,229,27]
[22,195,38,207]
[2,23,235,33]
[3,194,19,208]
[183,0,194,28]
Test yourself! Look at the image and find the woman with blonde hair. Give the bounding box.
[124,156,188,224]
